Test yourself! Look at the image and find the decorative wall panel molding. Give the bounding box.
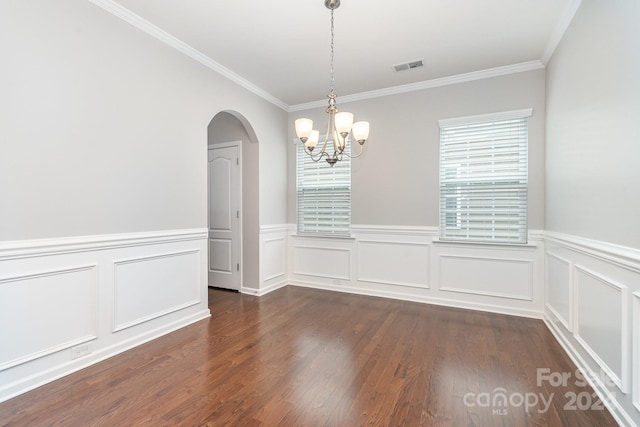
[0,265,98,370]
[438,255,533,301]
[574,265,628,393]
[357,240,430,288]
[543,231,640,426]
[292,245,352,281]
[113,250,201,332]
[544,315,634,427]
[0,229,209,403]
[257,225,291,295]
[262,237,286,282]
[545,251,573,331]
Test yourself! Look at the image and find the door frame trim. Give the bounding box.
[207,140,243,291]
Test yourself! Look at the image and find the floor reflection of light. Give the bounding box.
[289,334,356,423]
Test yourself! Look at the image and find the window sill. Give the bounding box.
[431,238,538,250]
[293,233,355,241]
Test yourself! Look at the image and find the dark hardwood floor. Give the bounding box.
[0,286,617,426]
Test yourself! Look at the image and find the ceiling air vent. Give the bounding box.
[393,59,424,72]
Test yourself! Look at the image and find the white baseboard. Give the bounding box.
[290,280,542,319]
[243,279,288,296]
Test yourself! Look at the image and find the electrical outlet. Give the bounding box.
[71,343,92,359]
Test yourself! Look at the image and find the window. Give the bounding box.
[296,138,351,236]
[438,109,531,244]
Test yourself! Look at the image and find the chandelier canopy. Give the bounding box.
[294,0,370,167]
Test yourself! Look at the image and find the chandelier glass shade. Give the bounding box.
[294,0,370,167]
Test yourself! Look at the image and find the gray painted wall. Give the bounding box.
[0,0,288,241]
[545,0,640,248]
[288,69,546,230]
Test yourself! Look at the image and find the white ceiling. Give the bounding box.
[105,0,576,108]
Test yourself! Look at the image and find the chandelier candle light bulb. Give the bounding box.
[352,121,370,144]
[294,0,370,166]
[306,130,319,150]
[294,118,314,143]
[335,112,354,135]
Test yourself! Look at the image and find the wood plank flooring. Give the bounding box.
[0,286,618,426]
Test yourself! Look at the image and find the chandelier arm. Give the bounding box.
[304,146,330,162]
[342,137,365,158]
[338,134,347,154]
[317,135,330,158]
[305,118,333,163]
[344,150,363,159]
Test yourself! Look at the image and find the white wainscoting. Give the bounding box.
[252,224,290,296]
[431,235,543,317]
[574,265,628,393]
[0,229,210,403]
[0,265,98,371]
[544,231,640,427]
[545,250,573,331]
[294,245,352,280]
[113,249,202,332]
[287,225,544,318]
[438,255,533,300]
[357,239,430,289]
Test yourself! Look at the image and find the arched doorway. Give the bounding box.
[207,111,259,292]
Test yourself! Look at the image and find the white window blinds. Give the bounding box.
[438,109,531,244]
[296,140,351,236]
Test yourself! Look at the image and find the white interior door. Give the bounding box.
[208,144,241,290]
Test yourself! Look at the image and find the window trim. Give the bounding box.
[438,109,533,128]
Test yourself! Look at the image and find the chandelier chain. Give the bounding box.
[330,8,335,94]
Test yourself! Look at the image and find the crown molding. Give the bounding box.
[88,0,553,114]
[87,0,289,111]
[540,0,582,64]
[288,60,545,112]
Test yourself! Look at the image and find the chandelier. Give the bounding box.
[294,0,370,167]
